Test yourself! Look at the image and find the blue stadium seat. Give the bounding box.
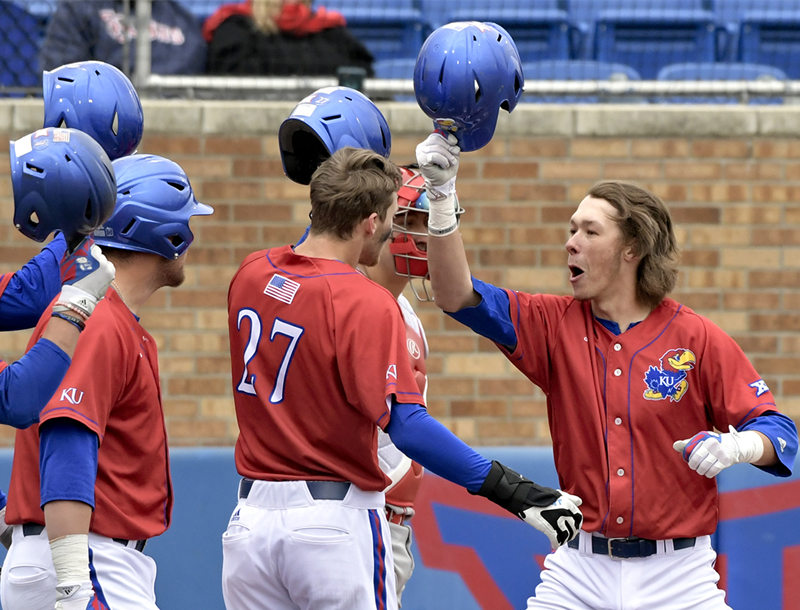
[372,58,416,101]
[319,0,428,61]
[174,0,227,21]
[0,1,47,94]
[443,5,572,63]
[592,10,716,79]
[373,58,416,79]
[713,0,800,60]
[422,0,569,30]
[569,0,715,67]
[521,59,642,103]
[656,61,787,104]
[738,9,800,78]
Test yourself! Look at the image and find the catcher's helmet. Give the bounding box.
[279,86,391,185]
[414,21,524,152]
[9,127,116,242]
[43,60,144,160]
[94,154,213,259]
[390,166,464,301]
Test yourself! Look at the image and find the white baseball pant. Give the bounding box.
[222,479,396,610]
[527,531,731,610]
[0,524,158,610]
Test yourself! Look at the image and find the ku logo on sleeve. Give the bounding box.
[59,387,85,405]
[643,348,696,402]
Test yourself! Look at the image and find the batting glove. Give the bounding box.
[415,132,461,236]
[54,581,96,610]
[673,425,764,478]
[521,491,583,550]
[473,461,583,549]
[57,237,115,319]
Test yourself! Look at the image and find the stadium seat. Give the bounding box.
[713,0,800,61]
[319,0,428,61]
[443,4,572,63]
[373,58,416,79]
[593,11,716,79]
[174,0,227,21]
[0,1,47,94]
[521,59,642,103]
[738,9,800,79]
[656,61,787,104]
[569,0,716,72]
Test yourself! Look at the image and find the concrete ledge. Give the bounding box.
[2,99,799,138]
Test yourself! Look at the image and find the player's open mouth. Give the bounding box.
[569,265,584,278]
[417,241,428,252]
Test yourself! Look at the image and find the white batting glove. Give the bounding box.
[673,425,764,478]
[415,132,461,236]
[54,581,95,609]
[522,491,583,550]
[58,238,115,319]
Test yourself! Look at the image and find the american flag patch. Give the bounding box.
[264,274,300,304]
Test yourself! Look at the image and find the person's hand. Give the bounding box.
[58,237,115,319]
[673,425,764,478]
[521,491,583,549]
[474,460,583,549]
[54,580,95,609]
[415,131,460,201]
[415,132,461,236]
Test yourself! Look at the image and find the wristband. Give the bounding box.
[51,312,86,332]
[427,193,459,237]
[50,533,90,584]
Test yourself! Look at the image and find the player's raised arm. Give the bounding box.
[415,132,478,313]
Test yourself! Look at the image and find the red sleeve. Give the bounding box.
[336,288,424,429]
[38,303,126,439]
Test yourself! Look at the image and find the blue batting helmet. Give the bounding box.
[43,60,144,160]
[413,22,524,152]
[278,86,391,185]
[9,127,116,242]
[93,154,213,259]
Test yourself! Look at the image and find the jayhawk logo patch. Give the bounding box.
[643,348,696,402]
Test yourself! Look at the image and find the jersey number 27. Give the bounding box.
[236,308,304,403]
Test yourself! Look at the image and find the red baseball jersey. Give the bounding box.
[228,246,425,492]
[7,290,173,540]
[503,293,776,539]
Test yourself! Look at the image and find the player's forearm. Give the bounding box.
[753,431,777,466]
[44,500,92,540]
[427,231,480,313]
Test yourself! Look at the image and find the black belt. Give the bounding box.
[22,523,146,553]
[239,478,351,500]
[568,534,696,559]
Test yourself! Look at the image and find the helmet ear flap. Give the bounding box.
[279,86,391,185]
[93,154,214,259]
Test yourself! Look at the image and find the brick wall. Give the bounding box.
[2,100,800,447]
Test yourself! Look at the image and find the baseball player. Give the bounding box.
[417,130,798,609]
[1,154,212,610]
[222,146,583,610]
[278,89,461,603]
[0,126,118,548]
